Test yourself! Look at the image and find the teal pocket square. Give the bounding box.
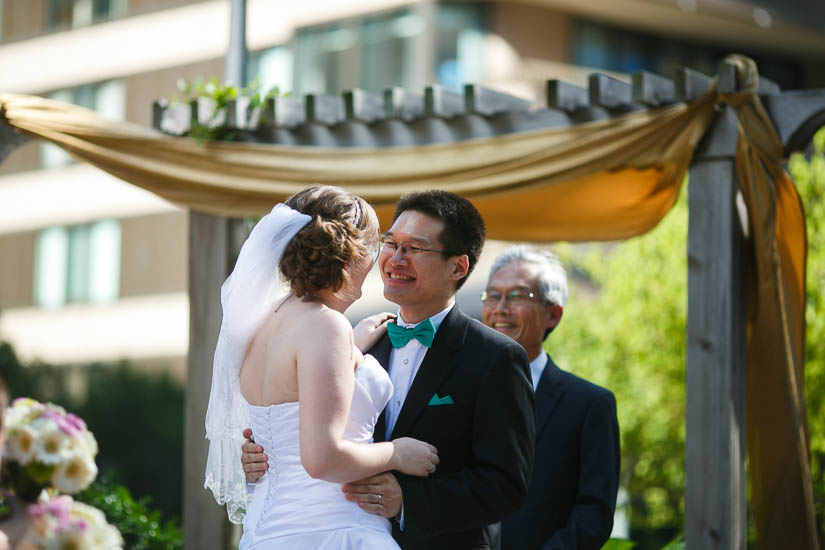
[428,394,454,406]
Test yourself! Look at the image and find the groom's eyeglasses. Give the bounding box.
[379,237,451,256]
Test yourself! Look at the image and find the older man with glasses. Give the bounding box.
[481,245,620,550]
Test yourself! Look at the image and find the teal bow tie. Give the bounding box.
[387,319,436,348]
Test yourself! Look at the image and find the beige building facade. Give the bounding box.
[0,0,823,379]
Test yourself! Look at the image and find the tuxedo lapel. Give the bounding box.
[534,355,565,439]
[390,306,468,440]
[371,333,393,372]
[371,333,393,442]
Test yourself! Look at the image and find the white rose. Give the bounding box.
[7,424,38,464]
[56,528,94,550]
[51,455,97,494]
[35,423,71,465]
[71,430,98,458]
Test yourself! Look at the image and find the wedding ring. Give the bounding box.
[377,494,383,505]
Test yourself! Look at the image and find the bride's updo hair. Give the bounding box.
[281,186,379,298]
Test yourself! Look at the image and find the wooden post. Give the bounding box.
[685,104,747,550]
[183,2,249,549]
[184,212,249,550]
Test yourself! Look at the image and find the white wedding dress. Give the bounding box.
[239,354,400,550]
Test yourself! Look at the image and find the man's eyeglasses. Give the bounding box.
[480,289,541,304]
[380,237,450,256]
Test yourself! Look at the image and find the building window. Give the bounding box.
[40,79,125,169]
[34,220,121,309]
[570,19,802,89]
[435,4,485,93]
[248,47,294,96]
[289,5,484,96]
[292,8,425,95]
[45,0,127,31]
[359,10,423,93]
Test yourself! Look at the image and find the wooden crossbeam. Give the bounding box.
[546,79,589,112]
[675,67,713,102]
[383,87,424,121]
[344,89,385,123]
[305,94,344,125]
[152,100,190,135]
[632,71,676,107]
[761,90,825,154]
[464,84,531,116]
[262,96,304,128]
[589,73,642,111]
[425,84,464,118]
[192,98,226,127]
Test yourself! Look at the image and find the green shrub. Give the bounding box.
[76,473,182,550]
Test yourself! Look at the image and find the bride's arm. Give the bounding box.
[296,311,437,483]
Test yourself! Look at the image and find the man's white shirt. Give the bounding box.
[384,302,455,441]
[529,351,548,392]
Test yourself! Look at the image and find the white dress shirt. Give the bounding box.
[529,351,549,392]
[384,302,455,441]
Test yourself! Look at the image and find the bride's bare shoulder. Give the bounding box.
[311,306,353,339]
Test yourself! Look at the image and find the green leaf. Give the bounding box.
[661,535,685,550]
[602,538,636,550]
[26,461,55,485]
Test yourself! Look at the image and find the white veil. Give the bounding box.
[204,203,311,524]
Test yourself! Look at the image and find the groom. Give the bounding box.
[244,190,535,549]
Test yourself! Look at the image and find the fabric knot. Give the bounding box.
[718,54,759,108]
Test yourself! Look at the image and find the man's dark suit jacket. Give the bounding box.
[502,356,620,550]
[370,305,535,550]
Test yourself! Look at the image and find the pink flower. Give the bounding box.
[40,409,86,436]
[28,495,74,524]
[57,413,87,436]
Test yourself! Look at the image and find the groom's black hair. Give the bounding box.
[393,190,486,290]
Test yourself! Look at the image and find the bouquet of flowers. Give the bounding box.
[2,398,98,501]
[17,495,123,550]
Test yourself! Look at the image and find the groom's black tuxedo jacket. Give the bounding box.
[370,305,535,550]
[501,356,620,550]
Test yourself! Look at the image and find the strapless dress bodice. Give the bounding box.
[239,354,398,549]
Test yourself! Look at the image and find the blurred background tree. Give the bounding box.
[551,126,825,548]
[788,127,825,546]
[552,185,688,548]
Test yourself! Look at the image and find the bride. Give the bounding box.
[205,186,438,549]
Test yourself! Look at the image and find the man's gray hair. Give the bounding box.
[489,245,568,307]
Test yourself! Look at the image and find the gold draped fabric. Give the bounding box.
[0,54,815,547]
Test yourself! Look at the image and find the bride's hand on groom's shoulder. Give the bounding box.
[353,312,396,352]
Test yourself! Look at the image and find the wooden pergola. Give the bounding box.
[148,66,825,550]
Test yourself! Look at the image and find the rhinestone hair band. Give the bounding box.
[352,198,362,226]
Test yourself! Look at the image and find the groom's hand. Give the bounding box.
[241,428,268,483]
[341,472,402,518]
